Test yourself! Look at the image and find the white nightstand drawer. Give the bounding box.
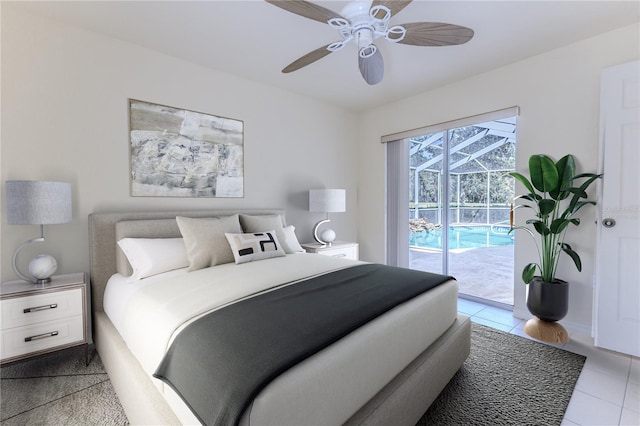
[0,315,85,360]
[301,241,359,261]
[1,288,83,329]
[317,246,358,259]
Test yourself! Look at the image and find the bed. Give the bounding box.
[88,209,470,425]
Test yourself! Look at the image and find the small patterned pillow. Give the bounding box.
[225,231,287,264]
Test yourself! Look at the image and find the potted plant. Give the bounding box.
[510,154,602,322]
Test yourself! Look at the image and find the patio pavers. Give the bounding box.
[409,244,514,305]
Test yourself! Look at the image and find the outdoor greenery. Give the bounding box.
[409,125,516,213]
[509,154,602,284]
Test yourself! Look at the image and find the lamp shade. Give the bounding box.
[309,189,346,213]
[6,181,72,225]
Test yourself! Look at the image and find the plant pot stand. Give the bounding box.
[524,317,569,344]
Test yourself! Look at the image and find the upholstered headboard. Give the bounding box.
[88,209,285,313]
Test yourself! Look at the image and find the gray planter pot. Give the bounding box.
[526,277,569,322]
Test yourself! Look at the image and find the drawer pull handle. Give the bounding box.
[24,304,58,313]
[332,254,347,258]
[25,331,59,342]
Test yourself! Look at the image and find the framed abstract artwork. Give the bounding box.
[129,99,244,197]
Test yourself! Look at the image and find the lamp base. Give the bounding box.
[29,254,57,283]
[12,236,56,284]
[313,219,337,247]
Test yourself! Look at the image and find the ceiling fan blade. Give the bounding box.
[370,0,412,17]
[282,44,334,73]
[359,47,384,85]
[265,0,344,24]
[397,22,474,46]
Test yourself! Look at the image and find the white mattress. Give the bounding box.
[103,254,458,425]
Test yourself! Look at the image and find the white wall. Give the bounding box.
[357,23,640,333]
[0,6,359,281]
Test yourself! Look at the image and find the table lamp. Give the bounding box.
[6,180,72,284]
[309,189,346,246]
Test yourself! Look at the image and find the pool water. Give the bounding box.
[410,226,514,250]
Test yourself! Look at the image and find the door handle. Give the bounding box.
[602,218,616,228]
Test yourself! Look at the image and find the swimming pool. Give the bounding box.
[409,225,514,250]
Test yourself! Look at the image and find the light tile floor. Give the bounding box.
[458,297,640,426]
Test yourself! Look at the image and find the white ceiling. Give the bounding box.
[8,1,639,111]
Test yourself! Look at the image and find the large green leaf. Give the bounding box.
[550,155,575,200]
[529,155,559,193]
[572,201,596,215]
[515,193,542,202]
[569,187,588,198]
[550,218,571,234]
[509,172,537,196]
[574,172,603,180]
[523,263,537,284]
[561,243,582,271]
[527,219,550,235]
[567,174,602,212]
[538,199,556,217]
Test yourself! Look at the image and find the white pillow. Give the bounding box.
[117,238,189,282]
[282,225,305,253]
[225,231,287,264]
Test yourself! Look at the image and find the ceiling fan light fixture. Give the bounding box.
[369,5,391,23]
[328,39,351,52]
[328,17,350,30]
[385,25,407,43]
[359,44,377,59]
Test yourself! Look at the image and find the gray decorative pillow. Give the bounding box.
[225,231,286,264]
[239,214,294,253]
[176,215,242,271]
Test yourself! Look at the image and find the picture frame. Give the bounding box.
[129,99,244,197]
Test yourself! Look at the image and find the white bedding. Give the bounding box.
[103,253,458,425]
[104,267,189,335]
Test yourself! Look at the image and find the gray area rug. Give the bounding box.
[0,324,584,426]
[418,323,586,425]
[0,346,127,425]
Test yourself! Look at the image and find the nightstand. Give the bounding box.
[301,241,359,260]
[0,273,88,366]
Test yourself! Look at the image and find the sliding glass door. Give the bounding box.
[391,110,517,306]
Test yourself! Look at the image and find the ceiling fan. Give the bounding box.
[265,0,474,85]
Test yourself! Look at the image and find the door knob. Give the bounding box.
[602,218,616,228]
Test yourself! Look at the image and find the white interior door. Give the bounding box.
[594,60,640,357]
